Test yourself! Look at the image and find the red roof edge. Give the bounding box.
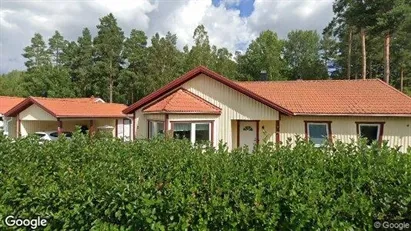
[375,78,411,99]
[142,87,222,113]
[123,66,294,115]
[4,96,57,118]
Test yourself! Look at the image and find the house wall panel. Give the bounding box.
[134,109,147,139]
[19,104,56,121]
[146,114,166,121]
[20,121,58,137]
[280,116,411,152]
[134,74,279,149]
[181,74,279,149]
[61,120,90,132]
[260,120,276,144]
[95,119,116,137]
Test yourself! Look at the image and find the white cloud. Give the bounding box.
[154,0,253,53]
[0,0,334,73]
[249,0,333,38]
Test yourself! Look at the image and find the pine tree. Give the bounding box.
[71,28,94,97]
[22,33,50,70]
[120,29,148,103]
[185,25,213,69]
[48,30,67,67]
[94,13,125,102]
[146,32,184,95]
[369,0,410,83]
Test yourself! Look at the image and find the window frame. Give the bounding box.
[356,122,385,146]
[148,120,165,139]
[170,120,214,145]
[304,121,332,147]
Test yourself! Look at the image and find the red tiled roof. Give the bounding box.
[143,88,221,114]
[5,97,127,118]
[0,96,25,114]
[236,79,411,116]
[124,66,293,115]
[124,66,411,117]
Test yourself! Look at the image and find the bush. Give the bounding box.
[0,134,410,230]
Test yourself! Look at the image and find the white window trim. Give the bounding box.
[172,122,212,144]
[358,123,381,144]
[307,122,330,147]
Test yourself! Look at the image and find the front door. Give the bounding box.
[239,121,257,151]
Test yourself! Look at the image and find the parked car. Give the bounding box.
[35,131,73,141]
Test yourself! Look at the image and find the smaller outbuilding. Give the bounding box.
[2,96,132,140]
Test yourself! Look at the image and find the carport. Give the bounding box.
[5,96,129,139]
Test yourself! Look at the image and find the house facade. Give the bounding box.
[124,66,411,152]
[3,96,132,140]
[0,96,25,137]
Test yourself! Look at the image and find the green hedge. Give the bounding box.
[0,134,410,230]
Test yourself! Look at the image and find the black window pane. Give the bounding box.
[308,124,328,145]
[195,124,210,143]
[360,125,379,145]
[157,122,164,135]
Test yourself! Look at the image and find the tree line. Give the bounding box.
[1,1,410,104]
[325,0,411,90]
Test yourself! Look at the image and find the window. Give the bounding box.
[358,123,381,145]
[173,122,211,144]
[148,121,164,138]
[195,123,210,143]
[173,123,191,140]
[307,122,330,147]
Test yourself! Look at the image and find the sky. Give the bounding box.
[0,0,334,73]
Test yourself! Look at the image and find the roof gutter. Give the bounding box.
[293,113,411,117]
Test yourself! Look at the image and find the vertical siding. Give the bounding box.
[146,114,166,121]
[133,74,279,149]
[19,119,117,137]
[181,74,279,149]
[19,104,56,121]
[95,119,116,137]
[134,109,148,139]
[280,116,411,152]
[20,121,58,137]
[260,120,276,144]
[62,120,90,132]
